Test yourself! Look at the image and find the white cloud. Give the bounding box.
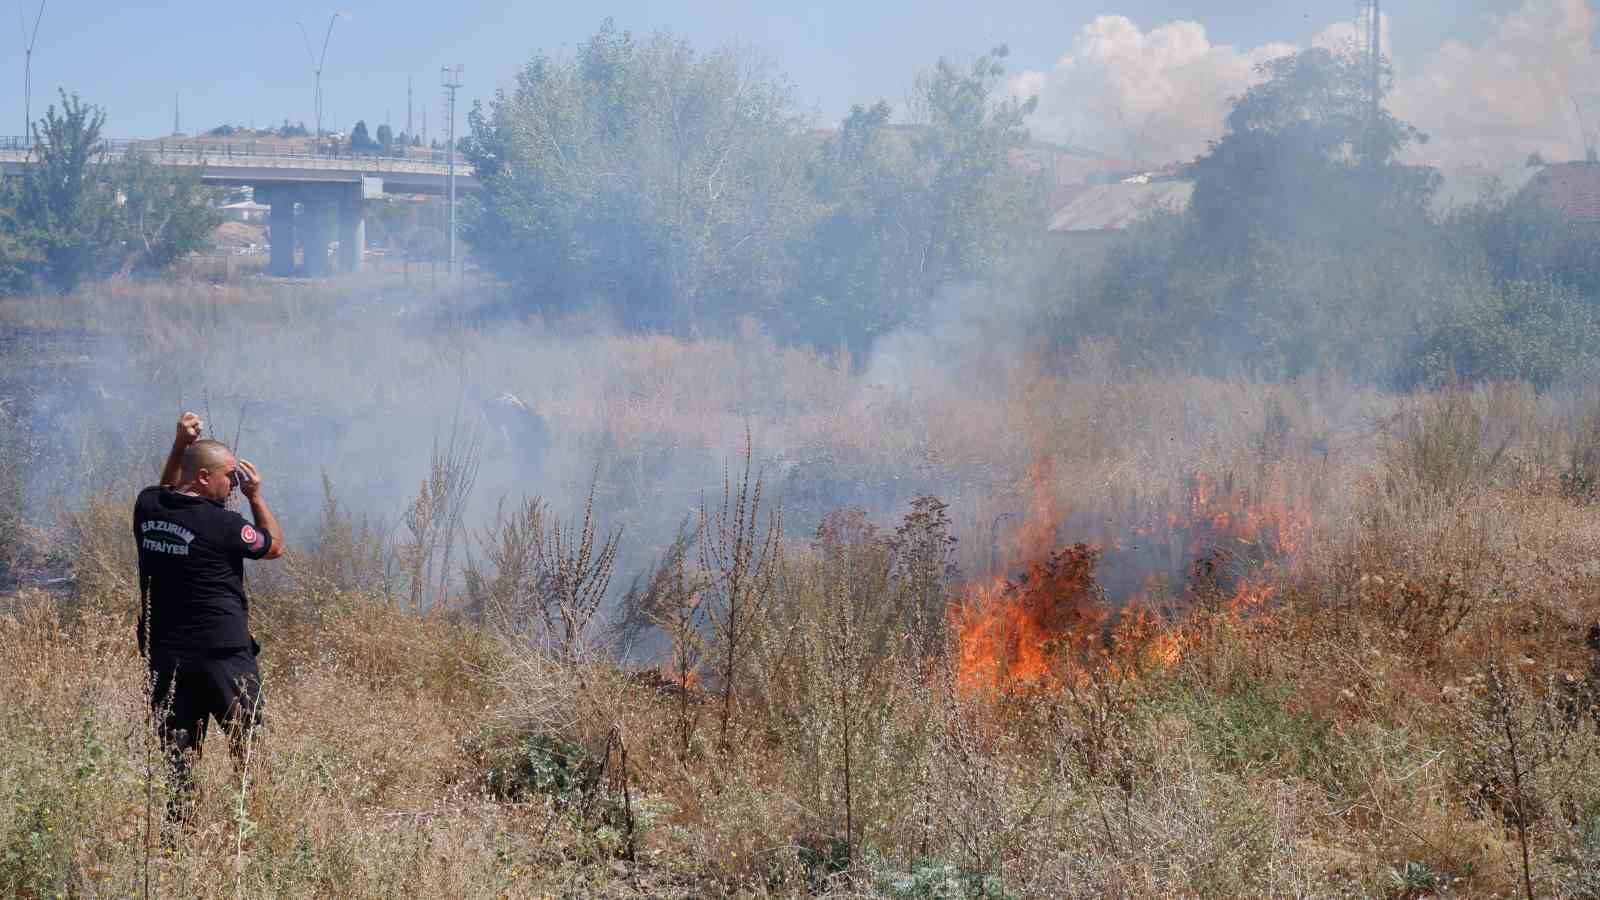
[1010,16,1294,163]
[1390,0,1600,167]
[1013,1,1600,171]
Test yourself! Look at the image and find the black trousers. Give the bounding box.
[146,643,263,816]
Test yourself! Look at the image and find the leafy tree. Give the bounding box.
[784,47,1045,349]
[1069,47,1448,379]
[113,151,221,272]
[0,198,38,294]
[375,123,394,152]
[0,92,222,294]
[1186,46,1438,261]
[349,120,377,153]
[465,20,813,331]
[1447,181,1600,298]
[4,92,119,293]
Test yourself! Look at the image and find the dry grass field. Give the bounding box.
[2,279,1599,897]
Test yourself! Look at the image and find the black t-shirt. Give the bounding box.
[133,486,273,652]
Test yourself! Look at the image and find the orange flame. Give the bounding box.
[953,462,1308,692]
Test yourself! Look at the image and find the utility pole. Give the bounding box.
[18,0,47,147]
[173,92,180,136]
[442,65,463,276]
[296,12,339,142]
[407,76,413,141]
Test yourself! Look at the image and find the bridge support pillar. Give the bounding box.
[337,186,365,273]
[266,193,296,276]
[301,196,333,277]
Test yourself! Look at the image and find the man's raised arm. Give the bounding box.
[160,412,204,487]
[237,459,285,560]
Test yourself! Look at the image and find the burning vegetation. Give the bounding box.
[952,459,1311,691]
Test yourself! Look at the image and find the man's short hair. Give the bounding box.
[181,439,233,480]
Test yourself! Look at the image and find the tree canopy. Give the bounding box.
[1186,46,1439,261]
[0,92,220,294]
[464,22,1043,342]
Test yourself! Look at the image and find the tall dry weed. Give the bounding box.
[399,429,480,610]
[700,434,782,754]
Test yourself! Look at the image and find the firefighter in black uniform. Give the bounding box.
[134,411,285,819]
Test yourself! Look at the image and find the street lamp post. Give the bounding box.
[441,65,462,276]
[18,0,48,148]
[296,13,339,144]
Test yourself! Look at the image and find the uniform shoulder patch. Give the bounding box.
[241,523,263,550]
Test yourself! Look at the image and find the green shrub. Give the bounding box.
[1,790,71,899]
[1159,682,1330,777]
[484,731,592,803]
[0,714,108,898]
[1386,859,1442,899]
[1405,278,1600,389]
[872,854,1016,900]
[482,729,638,859]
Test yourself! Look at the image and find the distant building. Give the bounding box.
[1046,174,1194,264]
[220,199,269,223]
[1515,161,1600,226]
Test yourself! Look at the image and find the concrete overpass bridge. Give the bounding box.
[0,137,479,276]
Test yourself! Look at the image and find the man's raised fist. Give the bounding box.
[176,411,203,446]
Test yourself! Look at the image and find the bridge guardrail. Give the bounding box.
[0,136,472,176]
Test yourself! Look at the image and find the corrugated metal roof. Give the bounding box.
[1047,180,1194,232]
[1518,162,1600,225]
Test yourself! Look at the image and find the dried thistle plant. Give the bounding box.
[1455,661,1597,900]
[466,471,620,663]
[538,475,622,663]
[401,427,481,610]
[700,430,782,755]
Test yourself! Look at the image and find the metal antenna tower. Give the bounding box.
[18,0,47,146]
[407,76,413,141]
[442,65,463,276]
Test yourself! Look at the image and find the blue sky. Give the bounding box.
[0,0,1532,142]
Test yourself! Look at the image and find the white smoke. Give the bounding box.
[1012,0,1600,170]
